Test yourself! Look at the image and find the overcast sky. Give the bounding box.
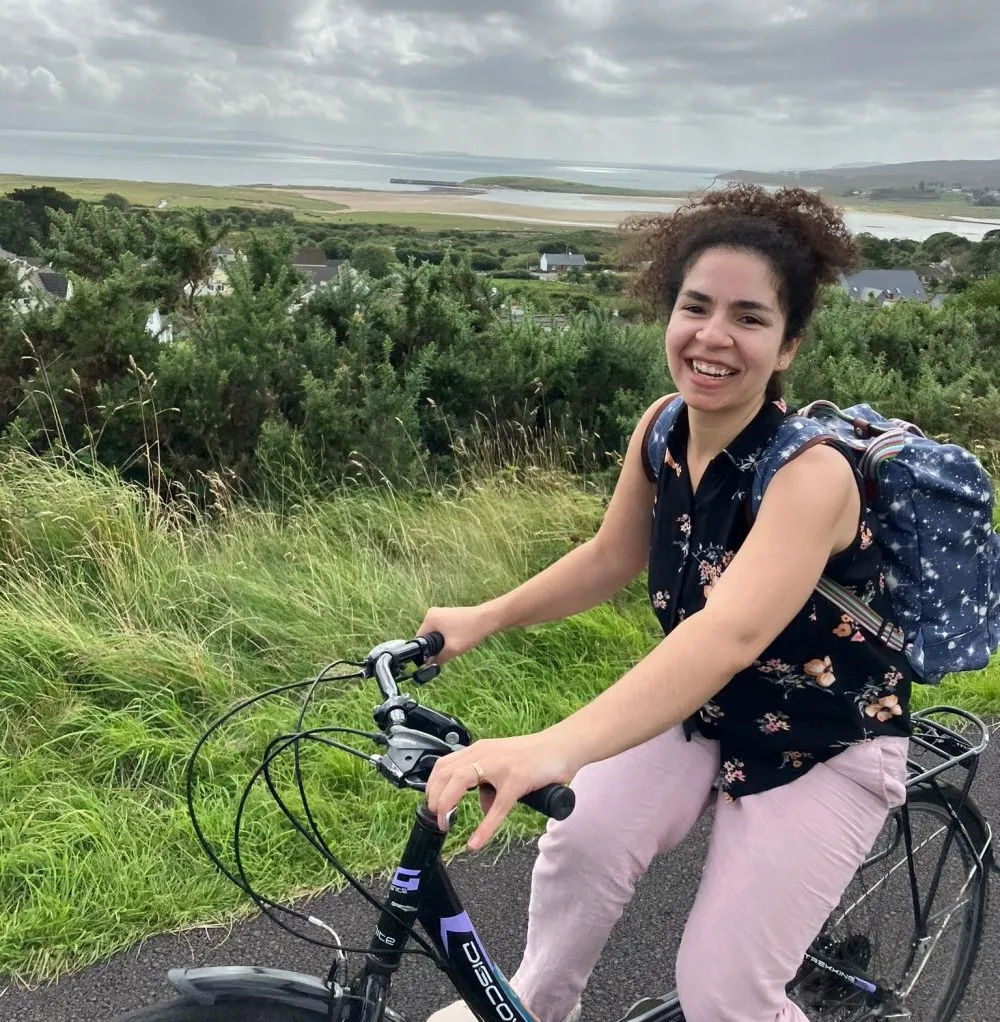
[1,0,998,169]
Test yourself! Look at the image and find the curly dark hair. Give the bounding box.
[624,184,861,400]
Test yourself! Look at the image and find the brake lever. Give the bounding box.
[412,664,439,685]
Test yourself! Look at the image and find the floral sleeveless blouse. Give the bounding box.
[646,398,912,800]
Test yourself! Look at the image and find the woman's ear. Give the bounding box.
[777,336,804,370]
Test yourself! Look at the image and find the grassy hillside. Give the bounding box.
[723,159,1000,192]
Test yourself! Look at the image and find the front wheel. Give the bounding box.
[115,998,325,1021]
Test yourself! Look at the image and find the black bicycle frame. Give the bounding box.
[352,802,534,1022]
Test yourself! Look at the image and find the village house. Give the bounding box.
[839,269,928,305]
[212,244,237,265]
[0,246,74,312]
[183,263,232,299]
[292,246,343,288]
[539,252,587,274]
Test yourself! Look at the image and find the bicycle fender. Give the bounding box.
[167,965,334,1013]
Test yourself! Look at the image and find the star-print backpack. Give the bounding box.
[644,396,1000,684]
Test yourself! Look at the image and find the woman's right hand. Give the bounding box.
[416,604,499,665]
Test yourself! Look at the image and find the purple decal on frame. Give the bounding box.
[440,911,494,968]
[392,867,421,892]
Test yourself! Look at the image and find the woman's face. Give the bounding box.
[665,247,796,415]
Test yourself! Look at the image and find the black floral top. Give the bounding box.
[646,398,912,800]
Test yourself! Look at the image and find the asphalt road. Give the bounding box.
[3,734,998,1022]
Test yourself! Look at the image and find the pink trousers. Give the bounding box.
[508,726,909,1022]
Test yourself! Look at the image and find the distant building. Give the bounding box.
[539,252,587,273]
[212,245,237,265]
[839,269,928,305]
[183,265,232,299]
[144,308,174,343]
[0,247,74,310]
[292,247,343,287]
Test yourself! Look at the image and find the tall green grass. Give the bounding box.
[0,450,996,984]
[0,452,652,982]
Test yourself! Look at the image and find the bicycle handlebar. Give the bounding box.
[518,782,576,820]
[366,632,575,822]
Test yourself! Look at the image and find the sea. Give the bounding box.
[1,129,996,242]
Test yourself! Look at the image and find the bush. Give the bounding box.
[348,242,397,278]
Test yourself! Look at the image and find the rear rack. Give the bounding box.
[906,706,989,787]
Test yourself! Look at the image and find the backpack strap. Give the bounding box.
[750,415,907,653]
[641,393,682,483]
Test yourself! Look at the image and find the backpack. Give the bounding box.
[643,396,1000,684]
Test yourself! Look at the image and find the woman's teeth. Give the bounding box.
[692,360,736,378]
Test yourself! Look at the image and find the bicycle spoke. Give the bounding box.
[789,787,986,1022]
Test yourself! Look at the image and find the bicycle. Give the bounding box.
[117,634,994,1022]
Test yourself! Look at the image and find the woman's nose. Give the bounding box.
[696,313,732,346]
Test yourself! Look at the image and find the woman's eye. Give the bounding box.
[740,316,762,326]
[684,304,704,314]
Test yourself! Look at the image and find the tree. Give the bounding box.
[349,242,396,279]
[0,258,22,307]
[595,271,624,294]
[40,203,153,280]
[3,186,79,251]
[153,209,231,312]
[0,198,36,255]
[321,236,354,260]
[243,229,301,299]
[99,193,132,211]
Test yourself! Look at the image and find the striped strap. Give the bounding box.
[859,429,909,477]
[813,424,908,652]
[816,576,907,652]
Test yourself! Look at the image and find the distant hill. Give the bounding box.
[723,160,1000,192]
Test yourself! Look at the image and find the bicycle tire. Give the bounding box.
[790,782,990,1022]
[112,997,325,1021]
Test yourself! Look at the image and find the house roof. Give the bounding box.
[839,269,927,302]
[541,253,587,266]
[36,270,71,299]
[293,246,328,266]
[0,247,24,264]
[212,245,235,255]
[296,260,343,285]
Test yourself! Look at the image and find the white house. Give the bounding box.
[183,265,233,298]
[144,308,174,343]
[539,252,587,273]
[0,248,74,312]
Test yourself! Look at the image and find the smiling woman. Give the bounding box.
[421,185,916,1022]
[626,183,860,409]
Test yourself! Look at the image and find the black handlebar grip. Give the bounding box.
[518,783,575,821]
[421,631,445,657]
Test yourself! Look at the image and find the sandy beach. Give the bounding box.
[289,187,682,227]
[285,186,1000,240]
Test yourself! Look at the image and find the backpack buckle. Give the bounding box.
[876,618,905,652]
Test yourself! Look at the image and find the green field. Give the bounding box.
[840,192,1000,222]
[0,448,996,984]
[462,176,688,198]
[0,174,348,217]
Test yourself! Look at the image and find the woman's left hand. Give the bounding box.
[425,733,576,851]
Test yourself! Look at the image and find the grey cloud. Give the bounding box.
[116,0,316,49]
[0,0,997,166]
